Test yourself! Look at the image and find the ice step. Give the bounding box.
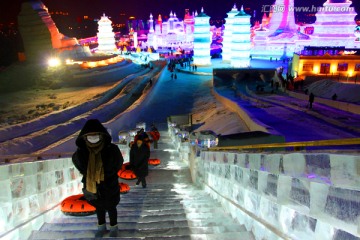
[39,220,188,231]
[118,198,219,206]
[40,221,244,233]
[29,227,188,239]
[52,213,189,223]
[191,231,256,240]
[116,207,225,216]
[30,225,249,239]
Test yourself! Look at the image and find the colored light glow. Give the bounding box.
[88,62,97,68]
[313,66,319,74]
[348,70,353,76]
[331,65,337,73]
[48,58,60,67]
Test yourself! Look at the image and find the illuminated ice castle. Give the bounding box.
[146,10,195,50]
[251,0,360,59]
[144,0,360,65]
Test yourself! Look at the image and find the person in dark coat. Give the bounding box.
[308,92,315,109]
[130,135,150,188]
[133,128,150,148]
[72,119,123,238]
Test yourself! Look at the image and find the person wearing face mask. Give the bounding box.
[72,119,123,238]
[129,135,150,188]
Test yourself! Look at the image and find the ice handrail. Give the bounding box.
[1,139,360,164]
[209,137,360,151]
[0,141,125,164]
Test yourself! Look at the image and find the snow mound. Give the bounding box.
[306,79,360,104]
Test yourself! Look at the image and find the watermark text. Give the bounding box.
[261,5,354,13]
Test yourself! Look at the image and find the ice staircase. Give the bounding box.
[29,129,255,240]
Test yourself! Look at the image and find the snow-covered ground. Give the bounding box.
[0,58,359,157]
[306,79,360,103]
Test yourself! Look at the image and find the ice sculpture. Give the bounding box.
[146,10,194,50]
[17,0,91,63]
[251,0,310,59]
[193,8,211,66]
[311,0,359,47]
[230,6,251,68]
[96,13,117,53]
[222,4,239,62]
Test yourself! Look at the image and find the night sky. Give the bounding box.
[1,0,360,24]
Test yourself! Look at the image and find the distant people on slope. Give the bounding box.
[332,93,337,101]
[308,92,315,109]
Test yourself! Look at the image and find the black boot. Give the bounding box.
[109,224,119,237]
[95,223,106,238]
[142,178,147,188]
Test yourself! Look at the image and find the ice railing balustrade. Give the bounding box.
[0,144,130,240]
[167,122,360,240]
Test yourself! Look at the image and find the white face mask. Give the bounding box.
[86,135,100,144]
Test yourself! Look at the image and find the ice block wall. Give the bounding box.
[198,151,360,240]
[117,144,130,163]
[168,122,360,240]
[0,158,82,240]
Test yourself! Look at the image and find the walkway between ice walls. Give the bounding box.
[169,125,360,240]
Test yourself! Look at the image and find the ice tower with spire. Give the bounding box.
[97,13,116,53]
[193,7,211,65]
[222,4,239,62]
[231,5,251,68]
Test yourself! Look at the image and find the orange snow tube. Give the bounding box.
[148,158,161,166]
[119,182,130,194]
[61,194,96,216]
[118,162,137,180]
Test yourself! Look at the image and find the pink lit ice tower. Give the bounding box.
[311,0,360,48]
[252,0,310,59]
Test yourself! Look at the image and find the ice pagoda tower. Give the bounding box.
[97,13,116,53]
[311,0,359,48]
[193,7,211,66]
[222,4,239,62]
[231,6,251,68]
